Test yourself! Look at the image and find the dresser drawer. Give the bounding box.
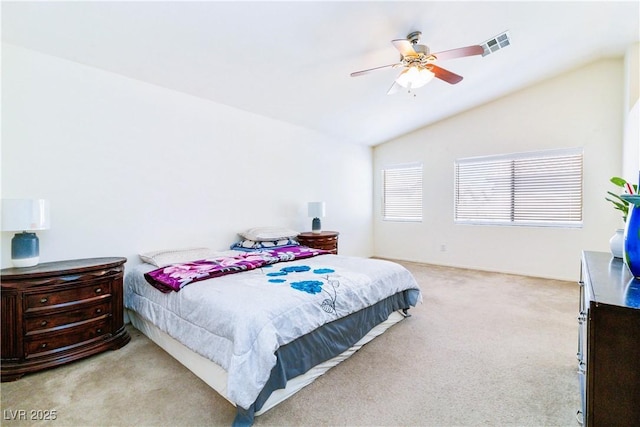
[25,301,111,334]
[25,318,112,359]
[25,280,112,312]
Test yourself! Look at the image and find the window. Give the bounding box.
[382,163,423,222]
[454,148,583,227]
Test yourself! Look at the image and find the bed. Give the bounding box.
[124,245,421,426]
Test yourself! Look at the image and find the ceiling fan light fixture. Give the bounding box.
[351,29,485,92]
[395,66,435,89]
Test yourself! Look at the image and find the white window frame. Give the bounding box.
[382,163,423,222]
[454,148,583,228]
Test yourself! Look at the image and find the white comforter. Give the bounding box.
[125,254,421,409]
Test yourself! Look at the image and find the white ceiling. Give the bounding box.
[2,1,639,146]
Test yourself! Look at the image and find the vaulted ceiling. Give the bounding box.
[3,1,639,146]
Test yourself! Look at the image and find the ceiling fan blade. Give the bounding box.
[427,64,464,84]
[386,81,401,95]
[350,63,402,77]
[391,39,418,58]
[431,45,484,61]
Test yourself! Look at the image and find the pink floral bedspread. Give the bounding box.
[144,246,329,292]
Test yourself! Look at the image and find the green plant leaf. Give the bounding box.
[606,191,628,204]
[606,176,635,222]
[610,176,627,187]
[605,198,626,210]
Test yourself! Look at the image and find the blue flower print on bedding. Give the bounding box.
[266,271,288,277]
[281,265,311,273]
[264,265,313,282]
[291,280,324,294]
[263,264,341,315]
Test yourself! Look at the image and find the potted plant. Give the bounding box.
[606,176,638,258]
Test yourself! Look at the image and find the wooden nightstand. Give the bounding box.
[1,257,131,381]
[297,231,339,254]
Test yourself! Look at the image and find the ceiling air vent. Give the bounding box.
[481,31,511,57]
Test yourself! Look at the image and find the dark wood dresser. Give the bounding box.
[577,251,640,425]
[1,257,130,381]
[297,231,339,254]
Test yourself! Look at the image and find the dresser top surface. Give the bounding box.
[582,251,640,309]
[1,257,126,280]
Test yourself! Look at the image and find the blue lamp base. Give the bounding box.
[312,217,322,234]
[11,232,40,268]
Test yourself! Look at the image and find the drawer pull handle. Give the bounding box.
[95,288,102,294]
[96,308,103,314]
[40,343,47,349]
[96,328,103,334]
[40,297,48,304]
[40,321,48,327]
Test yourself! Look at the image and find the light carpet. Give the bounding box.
[1,261,580,426]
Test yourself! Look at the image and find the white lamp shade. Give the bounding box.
[1,199,51,231]
[396,67,435,89]
[307,201,326,218]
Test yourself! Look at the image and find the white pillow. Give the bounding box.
[139,247,229,267]
[239,226,299,242]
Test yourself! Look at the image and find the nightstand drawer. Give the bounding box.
[297,231,339,254]
[310,238,337,251]
[25,318,112,359]
[25,301,111,334]
[25,280,112,312]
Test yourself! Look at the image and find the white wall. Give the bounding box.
[373,59,625,281]
[1,44,373,268]
[622,43,640,182]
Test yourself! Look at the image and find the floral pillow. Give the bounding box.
[230,238,299,252]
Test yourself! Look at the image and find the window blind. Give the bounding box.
[383,164,423,222]
[455,148,583,227]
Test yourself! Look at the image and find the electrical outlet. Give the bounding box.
[440,244,446,252]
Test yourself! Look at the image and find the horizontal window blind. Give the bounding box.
[455,148,583,227]
[383,164,423,222]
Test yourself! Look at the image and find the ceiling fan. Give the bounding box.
[350,31,484,94]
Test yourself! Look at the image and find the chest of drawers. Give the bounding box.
[577,252,640,425]
[1,257,130,381]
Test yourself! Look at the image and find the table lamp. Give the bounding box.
[307,201,326,234]
[1,199,50,267]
